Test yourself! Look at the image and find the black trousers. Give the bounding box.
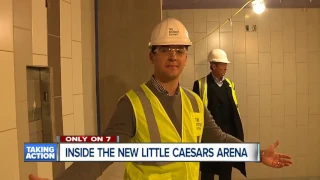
[200,163,233,180]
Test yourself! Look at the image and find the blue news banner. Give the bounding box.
[24,143,58,162]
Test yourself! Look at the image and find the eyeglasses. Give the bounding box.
[154,46,187,56]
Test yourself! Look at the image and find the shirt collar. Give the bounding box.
[211,73,225,83]
[151,75,180,96]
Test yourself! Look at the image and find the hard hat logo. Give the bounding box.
[169,28,179,36]
[148,18,192,47]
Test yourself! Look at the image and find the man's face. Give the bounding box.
[149,45,188,81]
[212,62,228,77]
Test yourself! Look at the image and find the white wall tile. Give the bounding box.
[206,9,219,22]
[282,9,295,53]
[246,32,258,63]
[62,113,74,169]
[307,9,320,52]
[247,123,260,142]
[219,9,232,32]
[207,22,220,52]
[220,32,233,54]
[72,41,83,94]
[271,32,284,62]
[60,1,72,58]
[284,115,297,129]
[181,10,193,23]
[260,85,272,116]
[307,30,320,52]
[260,117,272,146]
[258,31,270,52]
[13,27,32,103]
[308,52,320,84]
[193,10,206,33]
[71,0,82,41]
[257,8,270,32]
[308,84,320,115]
[63,113,75,135]
[297,94,308,126]
[247,64,259,95]
[184,22,194,35]
[32,54,48,66]
[296,63,309,94]
[61,58,74,115]
[295,31,308,62]
[259,53,271,84]
[194,64,209,80]
[0,51,16,132]
[0,0,13,51]
[245,9,257,26]
[295,157,308,177]
[269,9,282,32]
[284,84,297,115]
[283,53,296,84]
[295,9,307,32]
[32,0,47,55]
[247,96,259,126]
[233,22,245,53]
[231,8,244,21]
[272,63,284,94]
[282,30,295,53]
[272,95,285,127]
[194,33,207,65]
[0,129,19,180]
[306,8,320,30]
[308,114,320,146]
[74,94,85,134]
[296,126,309,156]
[233,53,246,85]
[284,125,297,147]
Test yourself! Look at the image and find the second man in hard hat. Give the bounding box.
[193,49,246,180]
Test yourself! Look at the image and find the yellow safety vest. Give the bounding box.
[198,77,240,116]
[124,83,204,180]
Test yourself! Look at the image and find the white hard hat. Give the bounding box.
[148,18,192,47]
[207,49,230,63]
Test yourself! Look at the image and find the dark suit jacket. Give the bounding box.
[193,74,246,177]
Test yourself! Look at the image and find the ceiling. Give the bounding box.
[162,0,320,10]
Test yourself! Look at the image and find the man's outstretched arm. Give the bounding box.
[30,96,136,180]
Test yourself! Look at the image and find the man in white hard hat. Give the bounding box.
[29,18,291,180]
[193,49,245,180]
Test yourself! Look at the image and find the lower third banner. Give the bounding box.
[59,143,260,162]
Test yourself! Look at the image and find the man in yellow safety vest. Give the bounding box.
[193,49,245,180]
[29,18,292,180]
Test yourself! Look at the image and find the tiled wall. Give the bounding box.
[163,8,320,179]
[0,0,96,179]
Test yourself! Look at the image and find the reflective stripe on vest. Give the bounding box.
[198,77,208,107]
[198,77,240,116]
[124,83,204,180]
